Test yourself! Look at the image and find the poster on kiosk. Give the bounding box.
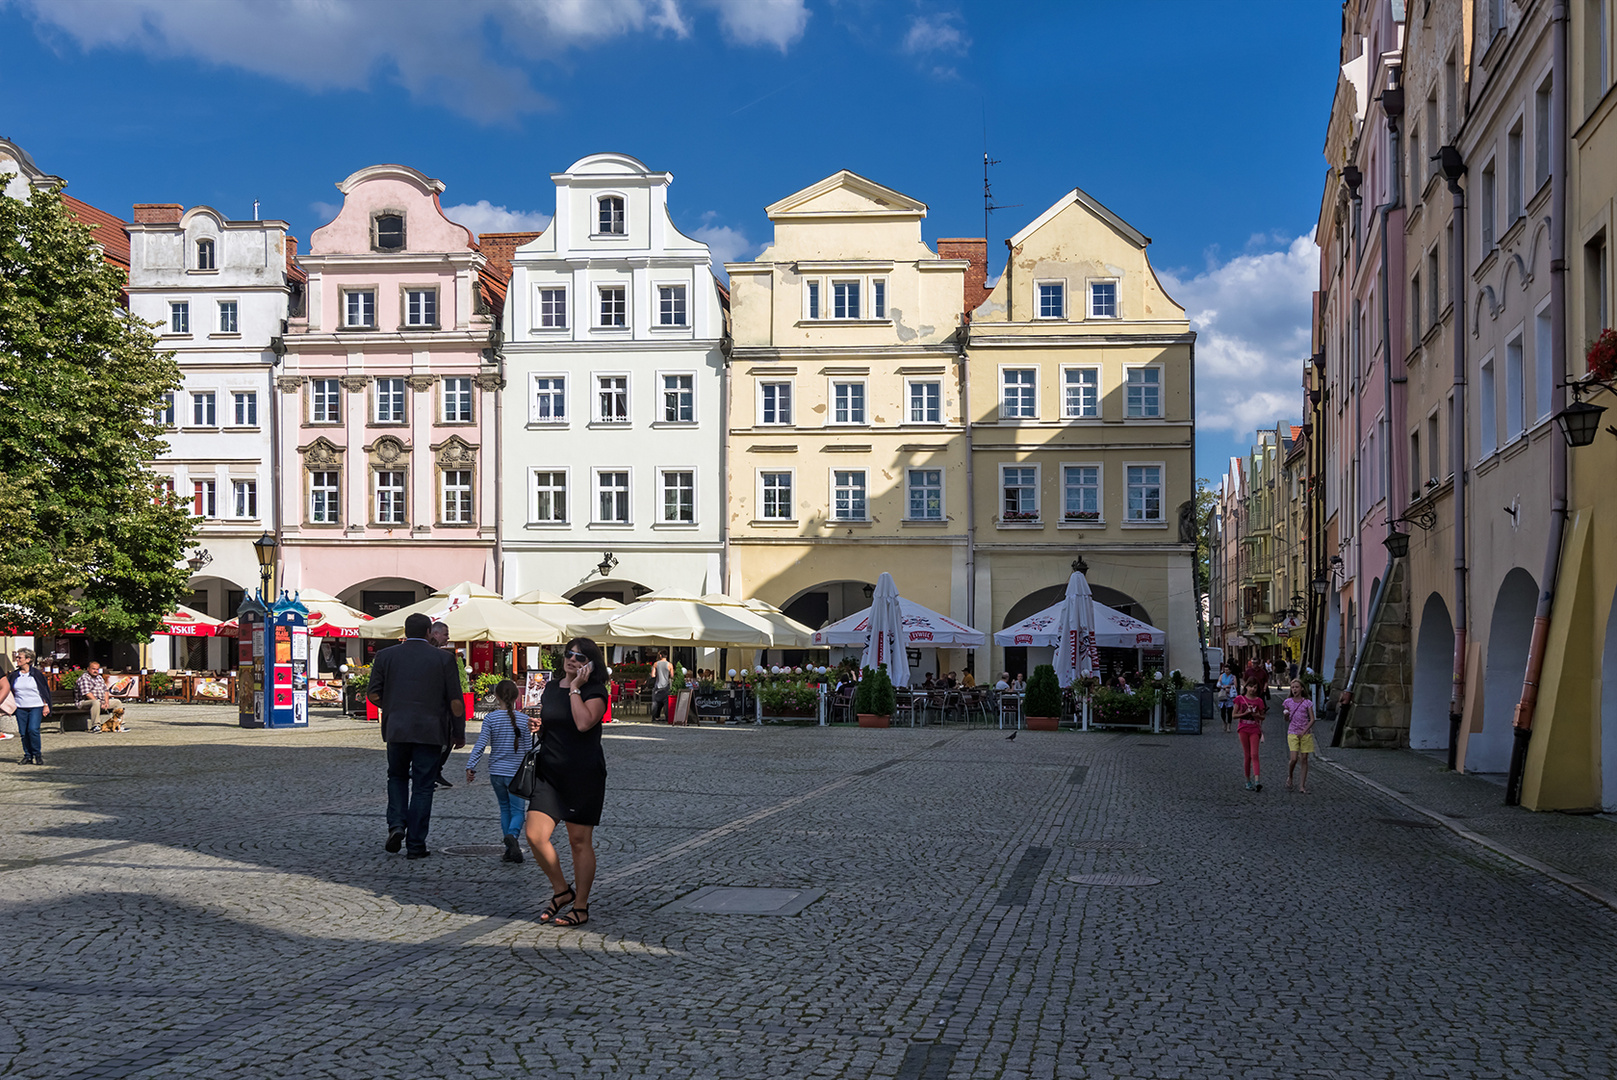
[237,592,309,728]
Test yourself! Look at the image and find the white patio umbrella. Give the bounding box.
[596,587,773,648]
[812,595,985,649]
[562,598,622,639]
[1052,571,1099,688]
[365,581,565,643]
[741,598,816,649]
[858,572,909,688]
[697,593,814,648]
[993,599,1166,650]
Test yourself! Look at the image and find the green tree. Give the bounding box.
[0,186,193,639]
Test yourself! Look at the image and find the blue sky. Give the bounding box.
[2,0,1339,481]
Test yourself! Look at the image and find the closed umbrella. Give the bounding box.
[1052,570,1099,688]
[859,572,908,688]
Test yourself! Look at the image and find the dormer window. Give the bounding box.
[195,239,215,270]
[597,196,625,236]
[373,213,405,251]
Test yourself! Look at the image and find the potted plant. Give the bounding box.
[855,665,895,727]
[1588,327,1617,381]
[1023,664,1062,730]
[473,672,502,703]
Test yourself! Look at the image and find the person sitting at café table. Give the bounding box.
[944,671,958,689]
[993,672,1012,692]
[921,673,936,691]
[1012,673,1026,692]
[77,662,127,732]
[960,671,976,689]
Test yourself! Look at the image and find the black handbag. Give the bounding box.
[507,742,542,799]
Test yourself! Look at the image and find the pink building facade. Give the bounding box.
[277,165,501,625]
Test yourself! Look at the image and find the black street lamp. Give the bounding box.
[1555,397,1608,447]
[1383,530,1411,559]
[252,531,277,598]
[1311,574,1330,596]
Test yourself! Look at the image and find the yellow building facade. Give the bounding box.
[724,171,972,670]
[966,188,1200,678]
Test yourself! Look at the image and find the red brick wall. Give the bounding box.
[938,238,990,315]
[132,204,183,224]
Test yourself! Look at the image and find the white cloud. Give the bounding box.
[692,220,757,281]
[902,12,969,55]
[14,0,808,121]
[442,201,552,235]
[1158,233,1318,439]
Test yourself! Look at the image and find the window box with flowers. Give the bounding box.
[1064,510,1102,522]
[1588,328,1617,381]
[1001,510,1041,522]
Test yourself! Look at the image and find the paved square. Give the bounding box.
[3,705,1616,1078]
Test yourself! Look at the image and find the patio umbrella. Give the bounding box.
[595,588,772,648]
[565,598,624,640]
[858,572,909,688]
[993,599,1166,650]
[741,598,816,649]
[1052,571,1099,689]
[161,605,223,637]
[813,594,985,650]
[698,593,811,648]
[365,581,565,643]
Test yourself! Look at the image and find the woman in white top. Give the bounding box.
[7,649,52,765]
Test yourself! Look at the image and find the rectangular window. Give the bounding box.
[832,469,867,520]
[598,196,624,235]
[232,391,257,427]
[374,378,406,423]
[598,286,627,328]
[596,471,630,523]
[806,280,820,320]
[1447,393,1458,475]
[155,392,175,426]
[1481,161,1497,249]
[1126,367,1162,417]
[1428,248,1441,327]
[1427,413,1442,487]
[170,302,190,334]
[760,382,792,425]
[405,288,437,327]
[661,374,694,423]
[1507,120,1525,223]
[375,470,407,525]
[192,391,216,427]
[1426,93,1440,177]
[538,287,568,328]
[1586,0,1610,114]
[310,471,340,524]
[1063,465,1100,521]
[1412,272,1423,340]
[760,471,793,520]
[1002,466,1038,520]
[907,468,943,520]
[440,377,472,423]
[872,279,886,318]
[218,300,238,334]
[1038,282,1065,319]
[532,375,566,422]
[596,375,629,423]
[1445,54,1458,137]
[658,285,688,327]
[1001,369,1037,418]
[1410,430,1423,498]
[311,379,341,423]
[832,281,860,319]
[1089,280,1118,318]
[832,381,866,424]
[196,238,215,270]
[192,479,216,518]
[1535,301,1555,420]
[532,471,567,523]
[232,479,257,519]
[908,380,941,423]
[1587,233,1610,347]
[1063,368,1099,418]
[344,290,375,328]
[1535,77,1552,190]
[1506,332,1525,440]
[442,469,473,524]
[661,470,694,523]
[1479,355,1498,457]
[1409,124,1422,205]
[1126,465,1164,523]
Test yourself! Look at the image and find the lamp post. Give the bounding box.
[253,531,277,599]
[1554,392,1607,447]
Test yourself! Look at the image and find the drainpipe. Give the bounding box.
[269,331,286,593]
[1380,72,1405,554]
[1438,144,1468,771]
[1506,0,1570,806]
[960,319,976,656]
[719,324,732,593]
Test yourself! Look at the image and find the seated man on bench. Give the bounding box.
[77,662,127,732]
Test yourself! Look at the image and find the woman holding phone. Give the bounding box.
[524,637,609,929]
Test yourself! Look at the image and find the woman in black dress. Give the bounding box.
[524,636,609,928]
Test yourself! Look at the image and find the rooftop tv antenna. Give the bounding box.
[982,131,1021,245]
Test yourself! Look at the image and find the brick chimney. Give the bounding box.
[132,203,184,224]
[938,238,991,315]
[477,231,543,283]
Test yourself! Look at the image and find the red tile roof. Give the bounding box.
[285,236,307,285]
[61,194,130,271]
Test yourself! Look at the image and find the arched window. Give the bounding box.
[196,238,215,270]
[597,196,624,235]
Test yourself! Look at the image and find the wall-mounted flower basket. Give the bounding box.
[1588,328,1617,381]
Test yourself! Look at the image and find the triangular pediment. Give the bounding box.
[766,170,927,221]
[1009,185,1149,251]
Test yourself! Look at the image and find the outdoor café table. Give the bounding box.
[997,691,1023,730]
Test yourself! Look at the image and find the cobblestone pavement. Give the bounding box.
[3,702,1616,1079]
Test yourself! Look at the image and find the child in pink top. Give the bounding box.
[1233,680,1265,792]
[1284,679,1318,793]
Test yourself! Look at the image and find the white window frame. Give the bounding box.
[311,379,342,424]
[593,468,632,525]
[1506,110,1526,225]
[1480,157,1498,251]
[442,376,473,423]
[529,467,569,525]
[309,470,340,525]
[440,468,474,525]
[805,279,821,320]
[343,288,377,329]
[999,367,1038,419]
[169,301,190,335]
[403,286,439,329]
[373,377,407,424]
[232,478,258,520]
[195,238,215,271]
[1060,462,1103,524]
[230,390,258,427]
[1124,365,1164,418]
[656,283,689,328]
[1123,461,1166,525]
[905,467,944,521]
[155,391,175,427]
[1000,464,1040,522]
[829,379,868,425]
[191,390,216,427]
[192,478,217,519]
[830,467,869,522]
[906,379,943,424]
[1534,295,1555,421]
[530,373,568,425]
[1478,350,1498,457]
[658,468,696,525]
[374,469,407,525]
[217,299,239,334]
[536,286,568,330]
[659,371,696,424]
[757,469,796,522]
[872,277,887,319]
[1036,280,1067,320]
[594,372,630,425]
[1504,325,1526,442]
[758,380,794,426]
[595,194,626,236]
[1062,366,1100,419]
[831,279,861,320]
[1088,279,1120,319]
[597,284,628,329]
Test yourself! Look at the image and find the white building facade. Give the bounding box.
[500,153,726,602]
[126,203,298,667]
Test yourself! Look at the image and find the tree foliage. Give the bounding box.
[0,186,193,639]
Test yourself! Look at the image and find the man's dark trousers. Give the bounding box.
[387,742,443,854]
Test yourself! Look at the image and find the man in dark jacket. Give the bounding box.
[369,612,464,858]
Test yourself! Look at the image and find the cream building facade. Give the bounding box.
[966,188,1199,678]
[724,171,970,670]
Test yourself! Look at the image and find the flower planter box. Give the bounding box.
[857,713,891,728]
[1026,715,1060,731]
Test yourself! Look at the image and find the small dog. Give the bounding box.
[100,706,127,733]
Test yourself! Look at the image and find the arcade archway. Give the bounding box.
[1468,568,1538,774]
[1410,593,1455,751]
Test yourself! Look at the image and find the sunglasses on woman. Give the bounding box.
[565,651,589,662]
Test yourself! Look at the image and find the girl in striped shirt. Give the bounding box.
[465,680,534,863]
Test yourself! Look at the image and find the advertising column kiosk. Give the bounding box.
[237,592,310,728]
